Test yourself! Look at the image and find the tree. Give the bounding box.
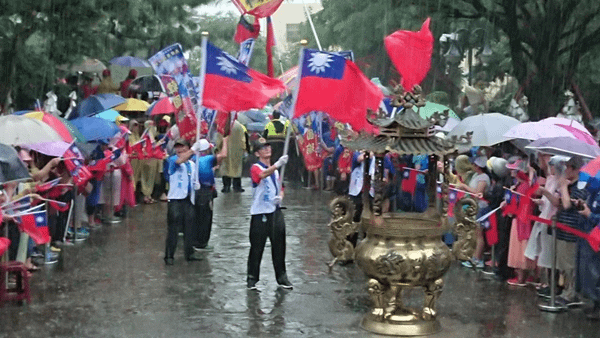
[442,0,600,120]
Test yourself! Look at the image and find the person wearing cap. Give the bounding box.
[164,138,197,264]
[190,137,228,252]
[455,155,490,268]
[263,111,290,167]
[120,69,140,98]
[552,155,588,305]
[96,69,120,94]
[246,137,292,290]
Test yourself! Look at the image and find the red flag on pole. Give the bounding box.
[17,210,50,245]
[202,41,285,112]
[292,49,383,132]
[400,169,419,195]
[234,15,260,43]
[484,212,499,246]
[63,143,92,189]
[447,187,465,218]
[231,0,284,18]
[384,18,433,92]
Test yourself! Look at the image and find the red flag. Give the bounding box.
[502,190,519,217]
[400,169,418,194]
[516,183,539,240]
[266,16,276,77]
[17,210,50,245]
[232,0,283,18]
[35,178,61,193]
[202,41,285,112]
[49,201,70,212]
[63,143,92,189]
[384,18,433,92]
[234,15,260,43]
[447,187,465,218]
[293,49,384,132]
[484,212,499,246]
[0,237,10,256]
[588,226,600,252]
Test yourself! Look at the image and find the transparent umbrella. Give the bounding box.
[0,115,63,145]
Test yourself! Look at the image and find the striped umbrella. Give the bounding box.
[23,111,74,142]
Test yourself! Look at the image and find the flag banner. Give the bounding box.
[35,178,61,193]
[129,139,146,159]
[447,187,466,218]
[16,210,50,245]
[237,38,256,66]
[88,149,122,180]
[11,204,44,216]
[149,44,200,140]
[266,16,276,77]
[2,196,33,214]
[516,183,539,240]
[295,128,323,171]
[384,18,433,92]
[49,200,70,212]
[293,49,383,132]
[483,211,499,246]
[234,16,260,44]
[401,168,426,195]
[63,143,92,189]
[202,41,285,112]
[278,66,299,94]
[336,50,355,62]
[502,188,520,216]
[231,0,284,18]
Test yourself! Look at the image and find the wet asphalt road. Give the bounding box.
[1,178,599,338]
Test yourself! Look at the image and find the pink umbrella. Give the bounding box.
[557,124,597,145]
[503,122,577,141]
[539,117,588,133]
[146,97,177,116]
[24,142,83,158]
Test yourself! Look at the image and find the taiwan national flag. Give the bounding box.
[17,210,50,245]
[293,49,383,132]
[483,212,499,246]
[202,41,285,112]
[35,178,61,193]
[401,169,419,195]
[447,187,465,218]
[63,143,92,189]
[1,195,32,214]
[502,189,519,216]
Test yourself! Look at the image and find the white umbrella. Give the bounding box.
[503,121,577,141]
[525,137,600,160]
[538,117,589,134]
[0,115,63,145]
[448,113,521,147]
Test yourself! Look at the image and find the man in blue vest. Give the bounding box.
[164,139,197,265]
[246,137,292,291]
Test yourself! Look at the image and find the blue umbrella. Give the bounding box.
[70,117,120,142]
[109,56,151,68]
[94,109,124,122]
[70,94,126,119]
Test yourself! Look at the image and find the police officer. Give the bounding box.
[263,111,289,162]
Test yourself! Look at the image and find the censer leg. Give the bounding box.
[423,278,444,320]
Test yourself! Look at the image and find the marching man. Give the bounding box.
[246,137,293,290]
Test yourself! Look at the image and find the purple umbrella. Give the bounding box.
[525,137,600,159]
[110,56,151,68]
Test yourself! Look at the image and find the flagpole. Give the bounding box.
[193,31,209,193]
[301,0,322,50]
[278,39,307,192]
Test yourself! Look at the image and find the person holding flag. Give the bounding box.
[246,137,292,291]
[454,155,490,269]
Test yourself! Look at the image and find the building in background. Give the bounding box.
[270,1,323,54]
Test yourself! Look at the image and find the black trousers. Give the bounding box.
[222,176,242,191]
[247,208,287,283]
[165,198,196,260]
[194,190,213,249]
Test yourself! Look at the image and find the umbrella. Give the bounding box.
[538,117,589,133]
[146,97,177,116]
[57,57,106,73]
[434,117,460,133]
[95,109,127,122]
[70,117,120,142]
[24,141,80,158]
[525,137,600,160]
[109,56,151,68]
[0,144,31,183]
[503,121,578,141]
[556,124,596,145]
[71,93,127,118]
[114,98,150,112]
[131,75,166,93]
[0,115,63,145]
[23,111,74,142]
[448,113,521,147]
[579,156,600,192]
[58,117,87,143]
[418,102,459,120]
[13,110,33,116]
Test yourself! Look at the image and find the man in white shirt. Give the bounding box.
[246,137,292,290]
